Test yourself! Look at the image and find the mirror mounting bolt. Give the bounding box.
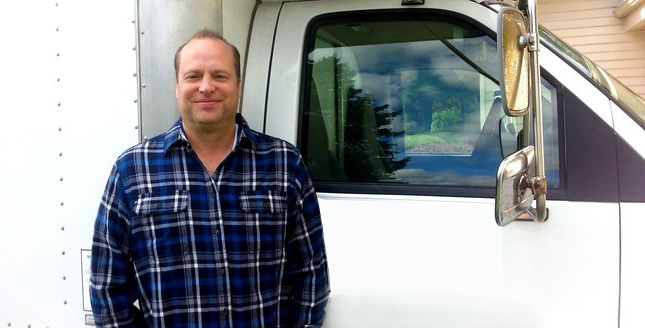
[531,176,547,195]
[527,33,538,51]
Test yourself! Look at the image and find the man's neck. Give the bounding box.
[183,121,237,174]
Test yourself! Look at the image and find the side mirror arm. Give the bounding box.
[525,0,548,222]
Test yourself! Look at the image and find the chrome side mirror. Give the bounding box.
[495,146,535,227]
[498,7,530,117]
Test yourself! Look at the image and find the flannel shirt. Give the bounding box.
[91,114,330,328]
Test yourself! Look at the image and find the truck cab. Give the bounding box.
[242,0,645,326]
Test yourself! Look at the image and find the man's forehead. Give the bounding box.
[179,39,233,67]
[182,38,230,57]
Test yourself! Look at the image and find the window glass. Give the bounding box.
[501,78,561,188]
[302,13,560,189]
[541,79,561,188]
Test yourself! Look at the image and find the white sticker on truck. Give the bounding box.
[81,249,92,312]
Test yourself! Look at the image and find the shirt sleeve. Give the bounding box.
[284,154,331,328]
[90,164,143,327]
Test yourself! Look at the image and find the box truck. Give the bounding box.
[1,0,644,326]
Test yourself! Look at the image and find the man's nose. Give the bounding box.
[198,77,215,93]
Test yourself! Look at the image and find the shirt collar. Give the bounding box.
[235,113,259,147]
[163,113,257,154]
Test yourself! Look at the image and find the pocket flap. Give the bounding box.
[134,190,189,215]
[239,190,288,214]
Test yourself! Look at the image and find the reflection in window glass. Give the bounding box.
[502,79,560,188]
[302,13,560,189]
[541,79,560,188]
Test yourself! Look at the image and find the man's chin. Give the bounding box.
[192,115,235,129]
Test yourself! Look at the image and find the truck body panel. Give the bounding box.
[320,194,619,327]
[0,1,139,327]
[620,202,645,328]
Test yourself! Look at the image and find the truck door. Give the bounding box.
[246,1,620,326]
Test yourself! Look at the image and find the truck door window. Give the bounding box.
[500,78,561,189]
[300,12,561,192]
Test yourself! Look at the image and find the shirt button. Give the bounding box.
[215,229,221,236]
[155,202,163,209]
[218,268,226,275]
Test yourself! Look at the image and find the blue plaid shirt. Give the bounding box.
[91,114,329,328]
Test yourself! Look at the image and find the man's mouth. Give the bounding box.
[194,99,221,103]
[193,99,222,107]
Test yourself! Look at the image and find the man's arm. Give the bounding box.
[91,164,143,327]
[285,154,331,328]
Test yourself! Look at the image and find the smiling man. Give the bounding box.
[90,29,330,328]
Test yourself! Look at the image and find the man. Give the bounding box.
[90,29,330,327]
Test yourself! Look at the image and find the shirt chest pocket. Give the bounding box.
[132,190,190,259]
[134,190,189,215]
[239,190,288,215]
[238,190,289,252]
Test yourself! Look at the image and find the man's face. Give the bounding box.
[175,38,240,133]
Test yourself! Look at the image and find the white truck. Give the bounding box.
[1,0,645,327]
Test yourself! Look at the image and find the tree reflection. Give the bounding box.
[308,55,410,182]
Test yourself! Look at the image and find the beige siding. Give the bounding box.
[539,0,645,99]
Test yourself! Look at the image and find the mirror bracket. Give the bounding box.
[521,206,549,222]
[531,176,547,195]
[527,33,538,52]
[520,175,547,196]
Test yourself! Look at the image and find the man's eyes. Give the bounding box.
[183,73,229,81]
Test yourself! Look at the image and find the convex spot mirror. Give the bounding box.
[495,146,536,227]
[498,7,530,117]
